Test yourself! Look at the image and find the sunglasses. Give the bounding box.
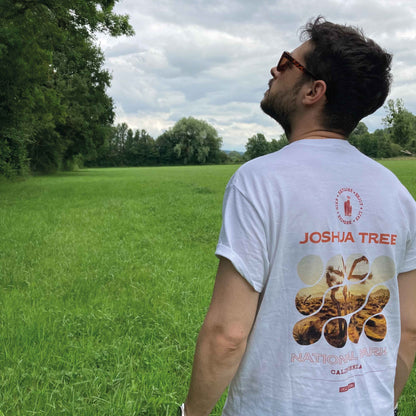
[277,51,318,79]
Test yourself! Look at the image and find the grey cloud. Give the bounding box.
[104,42,146,58]
[103,0,416,149]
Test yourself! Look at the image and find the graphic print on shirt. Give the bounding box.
[335,188,364,224]
[293,254,395,348]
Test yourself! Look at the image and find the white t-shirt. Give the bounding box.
[215,139,416,416]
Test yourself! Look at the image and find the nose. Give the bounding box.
[270,66,279,78]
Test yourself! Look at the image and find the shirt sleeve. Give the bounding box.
[399,191,416,273]
[215,183,269,292]
[400,234,416,273]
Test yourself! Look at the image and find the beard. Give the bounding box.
[260,79,303,138]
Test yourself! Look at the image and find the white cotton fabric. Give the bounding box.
[215,139,416,416]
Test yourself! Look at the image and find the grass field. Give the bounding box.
[0,161,415,415]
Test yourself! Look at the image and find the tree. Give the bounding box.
[160,117,222,165]
[91,122,128,166]
[135,130,158,166]
[227,151,245,164]
[348,122,390,158]
[407,138,416,155]
[56,40,116,170]
[244,133,289,160]
[0,0,62,175]
[270,134,289,152]
[123,128,136,165]
[112,122,129,165]
[245,133,270,160]
[371,129,392,158]
[0,0,134,176]
[349,122,370,149]
[156,130,180,165]
[383,99,416,148]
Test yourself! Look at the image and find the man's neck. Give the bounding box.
[286,106,347,143]
[288,129,347,143]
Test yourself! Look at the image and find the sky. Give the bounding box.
[97,0,416,151]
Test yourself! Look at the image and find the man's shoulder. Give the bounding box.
[227,149,294,200]
[360,154,408,186]
[237,148,290,176]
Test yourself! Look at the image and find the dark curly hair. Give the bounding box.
[301,17,392,136]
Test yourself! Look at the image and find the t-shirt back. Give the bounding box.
[216,139,416,416]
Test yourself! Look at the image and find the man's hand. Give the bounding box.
[184,257,260,416]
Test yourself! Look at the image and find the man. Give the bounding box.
[180,17,416,415]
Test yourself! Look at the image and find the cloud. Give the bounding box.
[99,0,416,150]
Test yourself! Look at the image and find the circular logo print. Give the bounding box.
[335,188,364,224]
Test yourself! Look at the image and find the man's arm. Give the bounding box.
[184,257,260,416]
[394,269,416,405]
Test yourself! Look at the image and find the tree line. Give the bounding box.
[91,97,416,168]
[86,98,416,167]
[90,117,226,168]
[245,99,416,160]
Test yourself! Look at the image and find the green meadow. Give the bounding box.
[0,161,415,415]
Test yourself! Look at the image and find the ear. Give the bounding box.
[302,80,327,105]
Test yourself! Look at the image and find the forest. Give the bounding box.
[0,0,133,178]
[1,1,416,178]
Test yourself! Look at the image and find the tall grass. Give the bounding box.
[0,166,235,415]
[0,161,415,415]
